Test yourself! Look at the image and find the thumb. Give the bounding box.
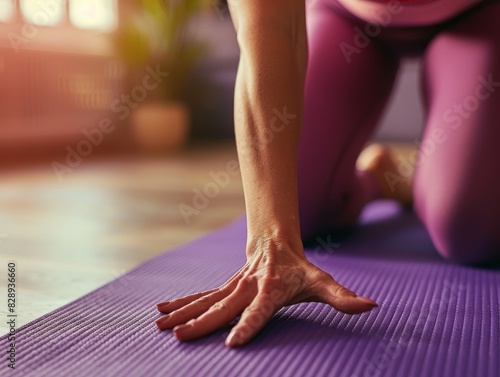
[317,278,378,315]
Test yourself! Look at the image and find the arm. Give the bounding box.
[230,0,307,254]
[155,0,377,347]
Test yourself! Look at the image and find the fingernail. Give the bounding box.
[357,297,378,307]
[155,315,170,328]
[173,324,190,333]
[156,302,170,309]
[226,331,241,347]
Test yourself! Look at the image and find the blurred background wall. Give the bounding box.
[0,0,424,167]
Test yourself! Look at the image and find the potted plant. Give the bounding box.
[114,0,212,153]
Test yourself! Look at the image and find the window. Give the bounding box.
[20,0,65,26]
[0,0,14,22]
[17,0,117,31]
[69,0,117,31]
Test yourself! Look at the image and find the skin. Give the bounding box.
[155,0,378,348]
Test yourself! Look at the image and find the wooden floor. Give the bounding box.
[0,140,415,335]
[0,141,245,335]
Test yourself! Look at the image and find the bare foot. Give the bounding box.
[356,144,413,208]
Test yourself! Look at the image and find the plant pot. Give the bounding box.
[130,102,190,153]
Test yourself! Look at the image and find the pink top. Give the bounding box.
[336,0,482,26]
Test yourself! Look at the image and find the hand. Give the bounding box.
[155,241,377,347]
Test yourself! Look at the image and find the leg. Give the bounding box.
[415,1,500,265]
[299,1,399,239]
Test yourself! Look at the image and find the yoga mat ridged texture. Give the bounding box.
[2,201,499,377]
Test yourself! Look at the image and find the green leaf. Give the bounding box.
[114,0,212,99]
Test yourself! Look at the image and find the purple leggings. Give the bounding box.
[298,0,500,265]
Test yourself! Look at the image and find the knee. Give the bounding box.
[416,201,500,266]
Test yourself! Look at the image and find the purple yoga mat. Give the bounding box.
[2,200,499,377]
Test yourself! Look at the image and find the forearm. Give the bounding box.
[230,1,307,256]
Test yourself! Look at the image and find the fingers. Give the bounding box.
[156,288,220,314]
[225,293,278,347]
[173,280,255,342]
[157,264,378,348]
[156,288,229,330]
[156,267,248,314]
[317,278,378,315]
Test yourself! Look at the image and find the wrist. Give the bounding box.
[245,227,304,260]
